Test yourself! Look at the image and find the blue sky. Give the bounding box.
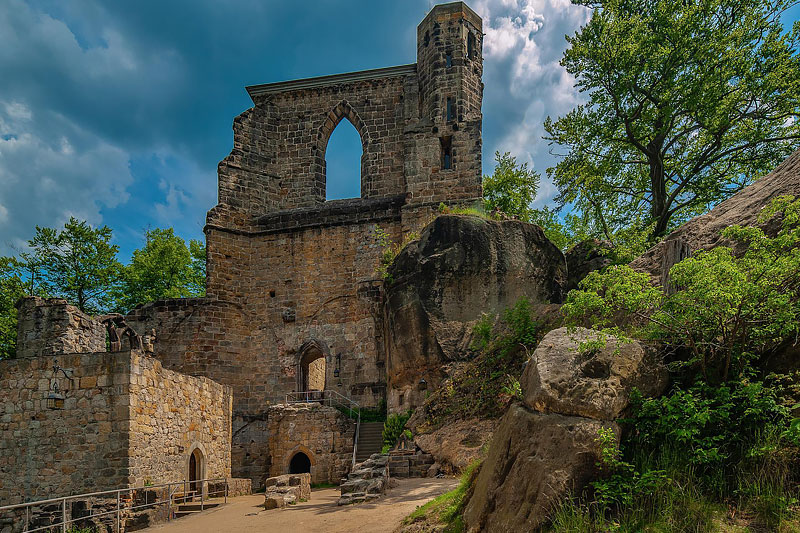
[0,1,798,260]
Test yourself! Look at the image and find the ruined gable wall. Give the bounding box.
[209,74,410,232]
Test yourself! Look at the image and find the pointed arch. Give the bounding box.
[312,100,371,200]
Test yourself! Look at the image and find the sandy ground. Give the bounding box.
[146,477,459,533]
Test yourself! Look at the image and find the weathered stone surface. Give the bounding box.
[15,297,106,358]
[266,403,355,485]
[564,239,614,293]
[0,348,232,505]
[338,454,389,505]
[384,215,567,412]
[263,473,310,508]
[411,418,498,474]
[522,327,667,421]
[631,148,800,283]
[462,404,619,533]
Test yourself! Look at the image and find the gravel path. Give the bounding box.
[146,477,459,533]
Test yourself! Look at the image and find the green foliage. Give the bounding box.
[28,217,122,313]
[382,410,412,451]
[402,460,481,532]
[0,257,26,359]
[545,0,800,240]
[591,427,667,512]
[414,298,543,431]
[482,151,540,222]
[374,225,419,283]
[113,228,205,313]
[563,196,800,382]
[437,202,494,220]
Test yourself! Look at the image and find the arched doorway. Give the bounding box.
[289,452,311,474]
[189,448,203,494]
[297,340,328,393]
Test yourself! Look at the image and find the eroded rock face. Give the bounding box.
[565,239,614,293]
[631,148,800,282]
[523,327,668,420]
[462,404,619,533]
[384,215,566,413]
[410,418,498,474]
[463,328,667,531]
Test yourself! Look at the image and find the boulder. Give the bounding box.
[462,404,619,533]
[522,327,668,420]
[631,148,800,283]
[338,454,389,505]
[384,214,566,413]
[263,473,310,509]
[564,239,614,293]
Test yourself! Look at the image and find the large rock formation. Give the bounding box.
[631,148,800,282]
[384,214,566,413]
[462,328,667,532]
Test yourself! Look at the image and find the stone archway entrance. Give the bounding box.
[297,340,328,393]
[289,451,311,474]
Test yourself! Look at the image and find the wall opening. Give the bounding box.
[446,97,454,122]
[445,51,452,68]
[325,118,362,200]
[289,452,311,474]
[468,32,476,59]
[441,136,453,170]
[189,448,204,494]
[299,343,327,392]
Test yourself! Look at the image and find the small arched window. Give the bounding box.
[325,118,362,200]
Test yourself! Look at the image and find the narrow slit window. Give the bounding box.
[467,32,475,59]
[424,31,430,47]
[446,97,454,122]
[441,136,452,170]
[445,51,452,68]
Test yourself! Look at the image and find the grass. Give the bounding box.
[311,482,339,490]
[401,460,481,533]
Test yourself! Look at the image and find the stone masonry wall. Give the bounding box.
[0,351,131,505]
[0,349,232,505]
[15,297,106,359]
[127,352,232,487]
[266,404,355,485]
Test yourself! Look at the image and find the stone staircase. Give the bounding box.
[171,491,220,518]
[355,422,384,463]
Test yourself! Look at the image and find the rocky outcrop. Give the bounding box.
[263,473,310,509]
[409,418,498,474]
[523,327,668,420]
[338,454,390,505]
[384,214,567,413]
[463,328,668,532]
[463,405,618,532]
[565,239,614,293]
[631,148,800,282]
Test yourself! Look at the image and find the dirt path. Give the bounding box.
[146,477,459,533]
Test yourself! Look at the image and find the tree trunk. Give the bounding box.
[649,152,669,238]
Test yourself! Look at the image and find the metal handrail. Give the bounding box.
[0,477,230,533]
[284,390,362,468]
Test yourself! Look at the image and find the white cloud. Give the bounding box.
[0,99,133,252]
[472,0,590,206]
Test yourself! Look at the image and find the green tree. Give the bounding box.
[482,151,541,221]
[545,0,800,239]
[563,195,800,382]
[29,218,122,313]
[0,257,27,359]
[114,228,205,313]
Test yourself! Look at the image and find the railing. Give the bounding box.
[0,477,230,533]
[285,390,361,468]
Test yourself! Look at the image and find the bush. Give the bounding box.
[382,410,412,452]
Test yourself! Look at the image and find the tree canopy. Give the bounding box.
[482,151,541,222]
[545,0,800,240]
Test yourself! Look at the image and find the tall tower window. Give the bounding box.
[440,137,453,170]
[467,32,476,59]
[325,118,362,200]
[446,97,454,122]
[445,51,452,68]
[424,31,430,47]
